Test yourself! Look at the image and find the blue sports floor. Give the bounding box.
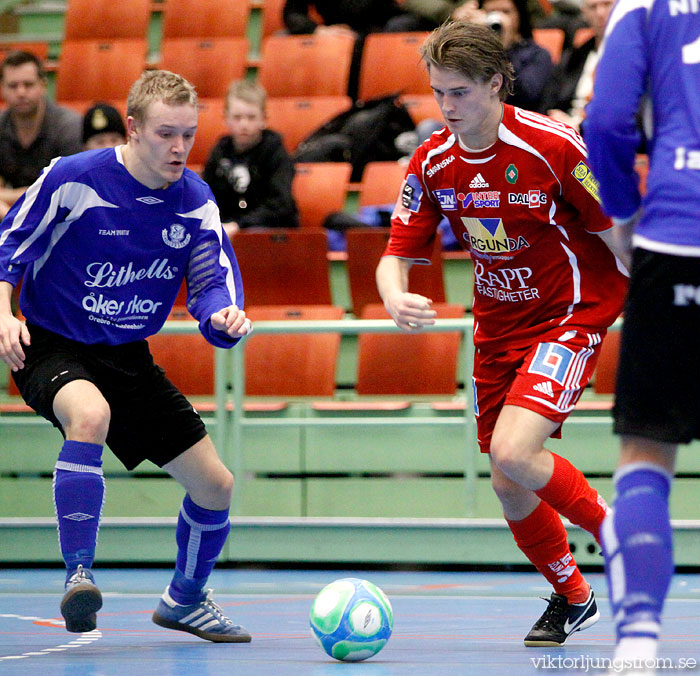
[1,568,698,675]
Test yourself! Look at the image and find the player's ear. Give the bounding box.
[490,73,503,96]
[125,116,139,140]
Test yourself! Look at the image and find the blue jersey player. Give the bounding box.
[586,5,700,670]
[0,70,253,642]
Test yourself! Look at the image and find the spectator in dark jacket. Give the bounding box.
[203,80,298,239]
[453,0,553,112]
[542,0,614,132]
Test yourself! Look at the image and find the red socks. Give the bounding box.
[535,453,608,543]
[507,500,590,604]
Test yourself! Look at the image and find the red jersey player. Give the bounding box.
[376,21,628,646]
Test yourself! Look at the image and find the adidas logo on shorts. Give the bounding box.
[533,381,554,397]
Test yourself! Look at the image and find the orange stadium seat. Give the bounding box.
[345,228,446,317]
[358,32,431,100]
[56,39,147,102]
[0,41,49,62]
[593,329,620,395]
[532,28,565,64]
[187,98,227,170]
[244,305,345,396]
[259,33,355,96]
[231,230,332,305]
[161,0,250,38]
[573,27,596,48]
[358,161,406,208]
[356,303,465,395]
[266,96,353,153]
[260,0,286,37]
[146,308,215,395]
[292,162,352,229]
[399,94,442,125]
[63,0,151,40]
[159,37,248,98]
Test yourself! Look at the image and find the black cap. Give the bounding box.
[82,103,126,144]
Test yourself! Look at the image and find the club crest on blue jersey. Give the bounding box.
[460,217,530,257]
[162,224,191,249]
[401,174,423,212]
[433,188,457,210]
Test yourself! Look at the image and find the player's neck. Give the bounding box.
[456,102,503,152]
[120,143,169,190]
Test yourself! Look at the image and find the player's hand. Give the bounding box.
[383,292,437,332]
[0,313,30,372]
[210,305,253,337]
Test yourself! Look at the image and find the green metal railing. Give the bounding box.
[162,317,477,516]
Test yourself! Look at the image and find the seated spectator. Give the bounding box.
[453,0,553,112]
[283,0,413,99]
[0,50,82,215]
[82,102,126,150]
[542,0,614,131]
[203,80,298,239]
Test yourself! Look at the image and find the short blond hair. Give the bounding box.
[420,21,515,101]
[225,79,266,115]
[126,69,198,123]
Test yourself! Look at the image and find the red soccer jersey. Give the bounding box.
[385,104,627,351]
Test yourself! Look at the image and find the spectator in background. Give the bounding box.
[542,0,614,132]
[0,50,82,216]
[82,102,126,150]
[283,0,413,99]
[453,0,553,112]
[203,80,298,240]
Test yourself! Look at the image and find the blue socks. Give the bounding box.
[169,494,230,605]
[53,440,105,576]
[601,463,674,641]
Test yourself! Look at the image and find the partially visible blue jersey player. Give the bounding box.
[0,70,253,643]
[586,3,700,669]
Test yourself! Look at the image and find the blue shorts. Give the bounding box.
[12,323,207,470]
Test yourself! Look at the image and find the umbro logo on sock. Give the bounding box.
[63,513,95,521]
[533,381,554,397]
[469,173,489,188]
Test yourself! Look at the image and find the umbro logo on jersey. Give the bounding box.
[469,173,489,188]
[136,196,165,204]
[533,381,554,397]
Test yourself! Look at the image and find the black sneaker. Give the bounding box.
[524,589,600,647]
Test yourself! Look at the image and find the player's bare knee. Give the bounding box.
[489,433,527,478]
[63,401,110,443]
[209,468,234,505]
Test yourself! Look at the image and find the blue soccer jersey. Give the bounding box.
[585,2,700,256]
[0,147,245,347]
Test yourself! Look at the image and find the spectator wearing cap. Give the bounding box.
[0,50,82,216]
[82,103,126,150]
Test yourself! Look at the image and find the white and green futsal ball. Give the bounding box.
[309,577,393,662]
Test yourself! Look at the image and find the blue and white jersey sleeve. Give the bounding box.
[584,0,649,220]
[182,199,246,348]
[586,1,700,254]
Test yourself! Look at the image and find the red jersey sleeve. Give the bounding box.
[383,150,443,263]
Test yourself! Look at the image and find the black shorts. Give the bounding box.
[12,323,207,470]
[614,248,700,444]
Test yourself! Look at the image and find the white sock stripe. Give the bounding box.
[184,529,202,578]
[179,505,230,531]
[54,461,103,475]
[620,620,661,636]
[613,462,674,487]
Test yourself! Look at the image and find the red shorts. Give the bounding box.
[473,327,606,453]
